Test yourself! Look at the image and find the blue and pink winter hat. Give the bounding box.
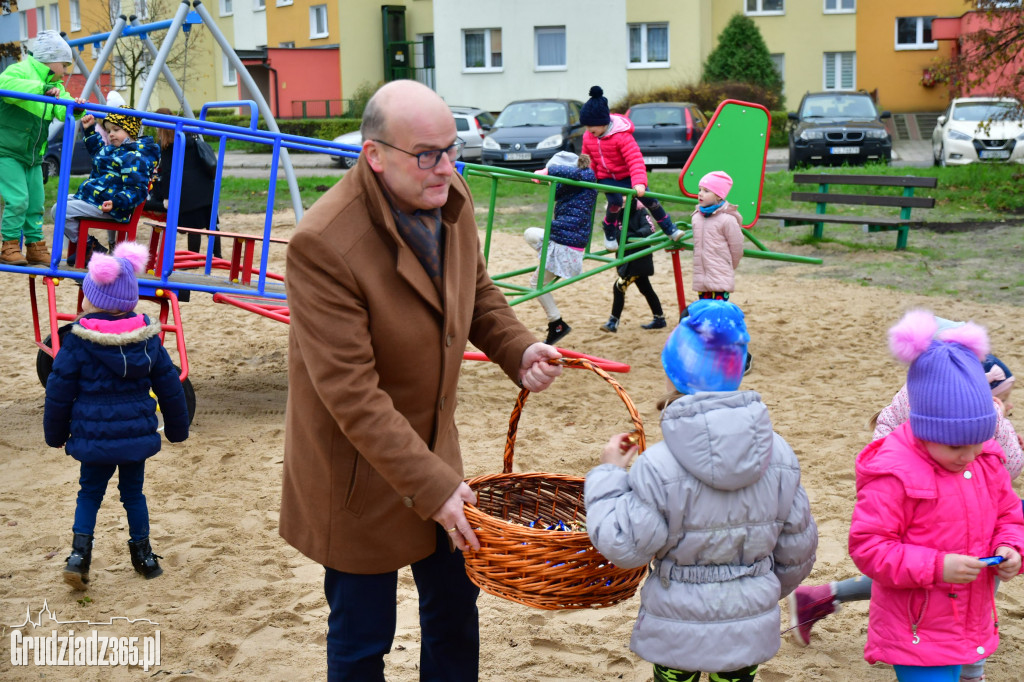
[662,300,749,394]
[83,242,149,313]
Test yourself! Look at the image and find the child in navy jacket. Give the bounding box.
[44,241,189,589]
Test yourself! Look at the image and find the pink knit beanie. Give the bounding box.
[698,171,733,201]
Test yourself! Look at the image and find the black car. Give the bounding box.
[626,102,708,169]
[787,91,892,170]
[480,99,584,169]
[43,121,93,183]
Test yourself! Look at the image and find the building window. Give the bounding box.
[136,0,149,21]
[220,0,233,16]
[276,0,293,6]
[535,27,566,70]
[746,0,784,15]
[255,0,266,10]
[823,51,855,90]
[36,7,46,32]
[824,0,855,12]
[113,56,127,89]
[279,41,295,48]
[50,4,61,32]
[463,28,502,71]
[70,0,82,30]
[19,12,28,41]
[770,53,785,93]
[310,5,328,39]
[895,16,937,50]
[223,54,237,86]
[109,0,121,24]
[628,22,669,67]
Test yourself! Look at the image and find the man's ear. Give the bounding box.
[364,140,384,172]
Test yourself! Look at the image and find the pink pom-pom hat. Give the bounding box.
[83,241,149,313]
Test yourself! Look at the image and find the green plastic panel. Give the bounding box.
[678,100,770,228]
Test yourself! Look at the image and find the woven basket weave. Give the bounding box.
[463,358,648,610]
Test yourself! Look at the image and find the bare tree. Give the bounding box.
[933,1,1024,106]
[87,0,205,107]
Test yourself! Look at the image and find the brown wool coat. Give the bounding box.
[280,158,537,574]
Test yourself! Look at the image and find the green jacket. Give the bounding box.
[0,56,79,166]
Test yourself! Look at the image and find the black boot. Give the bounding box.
[127,538,164,579]
[63,533,93,590]
[545,318,571,345]
[641,315,667,330]
[600,316,619,333]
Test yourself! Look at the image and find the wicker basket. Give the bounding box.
[463,358,648,610]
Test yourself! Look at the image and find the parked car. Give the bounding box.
[626,102,708,169]
[450,105,495,161]
[480,99,585,169]
[326,105,486,168]
[931,96,1024,166]
[787,91,892,170]
[42,121,93,183]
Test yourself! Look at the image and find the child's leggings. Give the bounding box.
[891,664,961,681]
[598,178,675,234]
[611,275,663,320]
[73,461,150,542]
[0,157,45,243]
[523,227,562,322]
[653,663,757,682]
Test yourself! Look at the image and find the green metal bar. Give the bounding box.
[533,181,558,292]
[482,175,499,263]
[814,182,829,239]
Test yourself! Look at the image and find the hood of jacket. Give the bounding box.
[70,313,163,380]
[601,112,634,138]
[660,391,773,490]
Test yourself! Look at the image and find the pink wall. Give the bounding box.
[264,48,340,119]
[933,11,1024,98]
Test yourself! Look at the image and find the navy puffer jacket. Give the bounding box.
[547,164,597,249]
[44,313,189,465]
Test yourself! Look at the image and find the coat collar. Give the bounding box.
[348,158,471,315]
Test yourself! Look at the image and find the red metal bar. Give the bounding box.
[671,249,687,315]
[212,293,291,324]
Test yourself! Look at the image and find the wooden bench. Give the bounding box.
[759,173,937,250]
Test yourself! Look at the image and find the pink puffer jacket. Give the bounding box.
[691,203,744,293]
[581,114,647,187]
[849,422,1024,667]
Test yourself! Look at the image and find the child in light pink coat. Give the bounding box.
[848,310,1024,682]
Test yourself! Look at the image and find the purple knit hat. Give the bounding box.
[83,242,149,312]
[889,309,996,446]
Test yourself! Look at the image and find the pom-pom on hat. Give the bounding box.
[889,309,996,446]
[83,242,149,313]
[32,30,73,65]
[699,171,734,201]
[104,106,141,140]
[662,300,749,395]
[580,86,611,126]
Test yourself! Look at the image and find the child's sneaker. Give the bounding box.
[545,318,571,346]
[600,316,619,333]
[787,583,838,646]
[641,315,667,330]
[602,221,621,251]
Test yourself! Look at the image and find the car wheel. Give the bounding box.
[342,154,358,169]
[36,323,75,388]
[933,144,941,167]
[787,152,798,171]
[939,144,948,168]
[42,156,59,184]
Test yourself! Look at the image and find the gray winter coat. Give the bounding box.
[584,391,817,672]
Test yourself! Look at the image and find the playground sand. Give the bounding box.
[1,216,1022,681]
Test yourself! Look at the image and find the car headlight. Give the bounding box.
[947,129,972,142]
[482,136,500,150]
[798,129,824,141]
[865,129,889,140]
[1017,131,1024,141]
[536,134,564,150]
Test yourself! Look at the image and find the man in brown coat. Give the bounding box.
[280,80,562,681]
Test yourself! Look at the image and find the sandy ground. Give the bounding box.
[1,214,1022,681]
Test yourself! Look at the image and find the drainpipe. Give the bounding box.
[266,62,279,119]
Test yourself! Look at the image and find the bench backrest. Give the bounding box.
[791,174,937,211]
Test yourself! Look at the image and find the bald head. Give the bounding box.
[361,80,450,141]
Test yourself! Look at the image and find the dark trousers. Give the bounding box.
[324,524,480,682]
[611,275,663,320]
[72,461,149,541]
[599,177,675,233]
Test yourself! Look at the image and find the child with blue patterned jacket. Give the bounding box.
[44,242,189,589]
[523,151,598,345]
[63,107,160,265]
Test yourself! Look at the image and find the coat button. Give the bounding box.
[440,396,446,410]
[402,496,414,508]
[976,646,985,655]
[964,471,972,479]
[446,334,453,347]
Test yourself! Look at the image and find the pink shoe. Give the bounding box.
[787,583,838,646]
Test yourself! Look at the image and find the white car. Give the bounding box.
[932,97,1024,166]
[327,130,363,169]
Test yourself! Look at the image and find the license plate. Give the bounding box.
[979,149,1010,159]
[504,152,531,161]
[643,155,668,165]
[830,146,859,154]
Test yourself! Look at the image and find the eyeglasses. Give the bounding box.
[372,138,465,169]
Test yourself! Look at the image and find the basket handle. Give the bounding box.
[503,357,646,474]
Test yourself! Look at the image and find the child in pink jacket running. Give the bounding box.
[848,310,1024,682]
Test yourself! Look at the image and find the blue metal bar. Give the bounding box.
[200,100,260,130]
[64,19,176,48]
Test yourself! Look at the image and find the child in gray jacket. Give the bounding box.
[584,300,817,682]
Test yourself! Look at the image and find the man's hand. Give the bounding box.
[431,482,480,552]
[942,553,984,583]
[633,184,646,198]
[519,343,561,392]
[101,200,113,212]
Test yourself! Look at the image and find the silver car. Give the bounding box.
[327,105,493,168]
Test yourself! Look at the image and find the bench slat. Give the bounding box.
[759,211,923,226]
[790,192,935,209]
[792,173,938,189]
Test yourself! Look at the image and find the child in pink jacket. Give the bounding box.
[579,86,682,251]
[848,310,1024,682]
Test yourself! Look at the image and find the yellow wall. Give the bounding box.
[624,0,711,95]
[267,0,339,49]
[856,0,961,112]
